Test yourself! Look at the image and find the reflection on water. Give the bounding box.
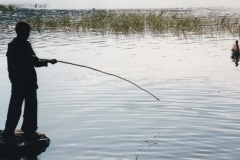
[0,13,240,160]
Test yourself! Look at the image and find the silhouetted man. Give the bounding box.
[1,21,57,138]
[231,40,240,67]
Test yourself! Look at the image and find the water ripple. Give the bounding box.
[0,31,240,159]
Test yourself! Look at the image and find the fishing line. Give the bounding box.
[40,59,159,101]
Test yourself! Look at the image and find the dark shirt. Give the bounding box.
[6,38,48,89]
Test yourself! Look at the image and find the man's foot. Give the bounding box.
[2,137,17,145]
[1,130,15,139]
[24,132,38,140]
[1,131,16,145]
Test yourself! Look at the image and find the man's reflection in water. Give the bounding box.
[231,40,240,67]
[0,130,50,160]
[2,148,48,160]
[5,154,38,160]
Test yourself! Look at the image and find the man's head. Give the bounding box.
[15,21,31,41]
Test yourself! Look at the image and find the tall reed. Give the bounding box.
[1,6,240,38]
[0,4,17,11]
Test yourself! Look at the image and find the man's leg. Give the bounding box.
[21,88,38,133]
[2,85,24,137]
[235,54,239,66]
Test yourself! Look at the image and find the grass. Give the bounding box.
[0,4,240,38]
[0,3,47,11]
[19,3,48,8]
[0,4,17,11]
[146,12,240,38]
[24,12,240,38]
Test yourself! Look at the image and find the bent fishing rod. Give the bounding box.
[40,59,159,101]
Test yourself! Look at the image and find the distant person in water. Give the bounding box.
[231,40,240,67]
[1,21,57,138]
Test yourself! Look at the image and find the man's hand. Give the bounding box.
[32,55,39,63]
[48,59,57,64]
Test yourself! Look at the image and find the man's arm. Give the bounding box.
[29,43,57,67]
[32,55,57,67]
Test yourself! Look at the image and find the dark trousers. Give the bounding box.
[3,84,38,134]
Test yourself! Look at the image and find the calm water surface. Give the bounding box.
[1,0,240,9]
[0,7,240,160]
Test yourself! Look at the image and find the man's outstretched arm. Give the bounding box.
[32,55,57,67]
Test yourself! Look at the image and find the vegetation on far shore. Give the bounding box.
[1,4,240,38]
[26,12,240,38]
[0,4,17,11]
[0,3,47,11]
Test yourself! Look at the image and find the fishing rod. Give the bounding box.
[40,59,159,101]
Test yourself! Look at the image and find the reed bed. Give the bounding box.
[0,3,47,11]
[26,12,240,37]
[0,4,17,11]
[145,12,240,38]
[1,4,240,38]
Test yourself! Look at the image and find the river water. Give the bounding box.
[0,4,240,160]
[1,0,240,9]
